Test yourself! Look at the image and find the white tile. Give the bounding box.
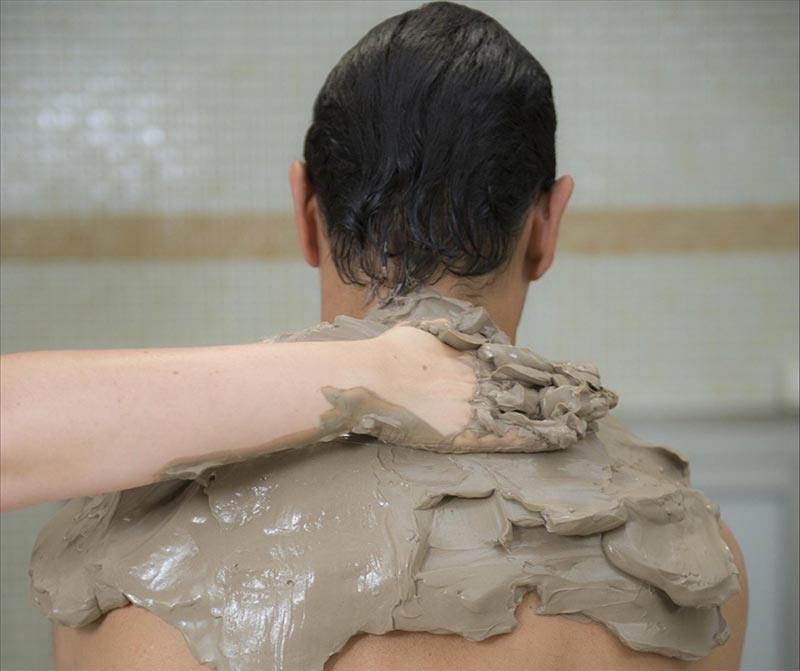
[1,1,797,215]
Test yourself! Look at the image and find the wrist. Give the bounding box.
[350,336,390,396]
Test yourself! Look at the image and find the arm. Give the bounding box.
[0,328,475,512]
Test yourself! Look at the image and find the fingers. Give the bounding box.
[448,338,618,455]
[478,342,555,372]
[401,305,496,351]
[365,305,619,455]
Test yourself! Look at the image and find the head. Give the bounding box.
[290,1,573,341]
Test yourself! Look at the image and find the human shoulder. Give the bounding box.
[328,570,746,671]
[506,520,747,671]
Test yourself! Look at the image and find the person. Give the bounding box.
[9,2,748,670]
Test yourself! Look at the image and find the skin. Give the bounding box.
[49,162,748,669]
[0,318,475,512]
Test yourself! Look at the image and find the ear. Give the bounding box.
[289,159,321,268]
[527,175,574,281]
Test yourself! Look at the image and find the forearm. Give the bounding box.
[0,340,378,511]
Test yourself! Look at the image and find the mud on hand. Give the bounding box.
[319,305,619,454]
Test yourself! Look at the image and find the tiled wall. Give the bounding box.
[1,0,798,216]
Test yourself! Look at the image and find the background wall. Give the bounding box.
[1,2,798,670]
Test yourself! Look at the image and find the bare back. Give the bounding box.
[52,523,746,671]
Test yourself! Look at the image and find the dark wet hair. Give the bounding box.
[303,1,556,295]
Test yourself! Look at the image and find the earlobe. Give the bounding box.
[528,175,574,281]
[289,160,320,268]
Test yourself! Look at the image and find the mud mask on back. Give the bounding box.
[29,288,739,671]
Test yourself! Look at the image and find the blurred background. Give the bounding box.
[1,1,797,669]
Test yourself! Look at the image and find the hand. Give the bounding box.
[318,318,618,454]
[368,325,477,437]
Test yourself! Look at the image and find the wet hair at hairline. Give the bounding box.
[303,1,557,296]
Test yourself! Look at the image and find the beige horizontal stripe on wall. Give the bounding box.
[1,206,797,260]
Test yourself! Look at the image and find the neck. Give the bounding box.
[319,272,529,344]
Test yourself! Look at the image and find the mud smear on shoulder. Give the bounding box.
[30,288,739,671]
